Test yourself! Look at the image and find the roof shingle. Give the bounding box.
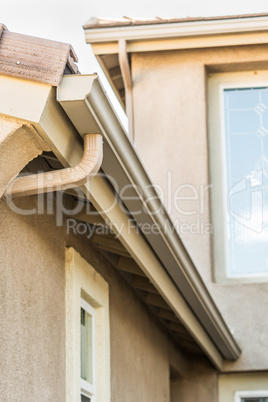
[0,25,79,86]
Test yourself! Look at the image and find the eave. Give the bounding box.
[84,14,268,47]
[0,73,241,370]
[84,14,268,109]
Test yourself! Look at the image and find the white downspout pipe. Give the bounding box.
[118,39,134,143]
[4,133,103,198]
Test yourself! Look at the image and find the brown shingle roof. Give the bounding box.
[0,25,79,86]
[83,13,268,29]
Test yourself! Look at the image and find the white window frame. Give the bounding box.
[65,247,110,402]
[80,298,95,401]
[208,70,268,283]
[235,390,268,402]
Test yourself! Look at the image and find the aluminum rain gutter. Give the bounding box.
[118,39,134,142]
[57,74,241,362]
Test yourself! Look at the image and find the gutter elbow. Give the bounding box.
[4,134,103,198]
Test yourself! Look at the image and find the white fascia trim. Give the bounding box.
[84,16,268,43]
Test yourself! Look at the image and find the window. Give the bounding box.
[80,299,95,401]
[241,399,268,402]
[208,71,268,282]
[65,247,110,402]
[235,390,268,402]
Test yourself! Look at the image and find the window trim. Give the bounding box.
[208,70,268,284]
[65,247,110,402]
[235,390,268,402]
[80,298,95,400]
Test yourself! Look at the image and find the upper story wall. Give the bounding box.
[132,43,268,372]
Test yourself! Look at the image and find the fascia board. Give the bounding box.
[57,74,240,361]
[0,75,84,170]
[91,32,268,55]
[84,16,268,44]
[0,75,52,124]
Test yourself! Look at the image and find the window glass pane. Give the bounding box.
[81,395,91,402]
[80,307,93,384]
[224,87,268,276]
[241,398,268,402]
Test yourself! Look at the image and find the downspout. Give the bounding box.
[4,133,103,198]
[118,39,134,143]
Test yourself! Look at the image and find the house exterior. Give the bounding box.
[83,13,268,401]
[1,13,268,402]
[0,23,241,402]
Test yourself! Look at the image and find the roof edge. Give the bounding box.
[83,13,268,29]
[84,13,268,44]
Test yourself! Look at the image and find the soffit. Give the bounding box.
[97,53,125,109]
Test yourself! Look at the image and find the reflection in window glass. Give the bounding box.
[81,307,93,384]
[81,395,91,402]
[224,87,268,276]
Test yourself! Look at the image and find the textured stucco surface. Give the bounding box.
[171,358,218,402]
[132,44,268,372]
[0,194,191,401]
[0,198,65,401]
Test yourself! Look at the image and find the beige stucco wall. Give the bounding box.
[171,358,218,402]
[0,194,192,401]
[0,198,65,401]
[132,44,268,372]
